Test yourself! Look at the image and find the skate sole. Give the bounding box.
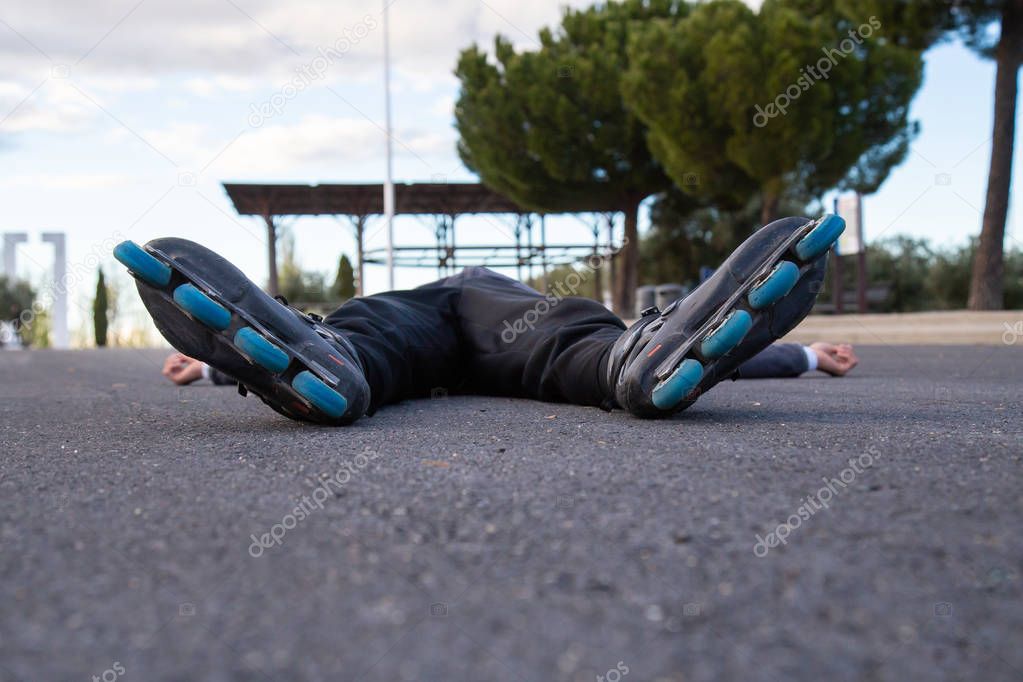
[114,240,352,424]
[650,215,844,411]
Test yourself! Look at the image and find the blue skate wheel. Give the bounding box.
[113,241,171,287]
[173,283,231,331]
[748,261,800,310]
[794,214,845,261]
[651,358,704,411]
[234,328,289,373]
[700,310,752,359]
[292,371,348,419]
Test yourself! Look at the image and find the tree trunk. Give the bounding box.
[355,215,366,297]
[968,0,1022,310]
[760,189,780,226]
[264,213,279,297]
[613,199,641,317]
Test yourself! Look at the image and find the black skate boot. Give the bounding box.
[114,238,370,425]
[606,214,844,418]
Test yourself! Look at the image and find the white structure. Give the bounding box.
[2,232,28,278]
[382,0,395,290]
[1,231,70,349]
[41,232,69,349]
[0,321,23,349]
[836,193,864,255]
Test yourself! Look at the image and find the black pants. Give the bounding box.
[315,267,811,412]
[323,267,623,412]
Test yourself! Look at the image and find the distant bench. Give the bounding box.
[813,284,891,314]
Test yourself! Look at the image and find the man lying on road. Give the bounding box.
[162,341,859,387]
[115,214,851,424]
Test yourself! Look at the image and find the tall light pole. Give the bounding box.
[382,0,395,290]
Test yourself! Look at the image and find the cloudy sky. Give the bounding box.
[0,0,1018,341]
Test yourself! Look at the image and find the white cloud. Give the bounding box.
[0,80,30,98]
[221,115,382,172]
[0,0,591,84]
[0,0,591,164]
[0,79,97,134]
[430,94,454,117]
[8,172,132,189]
[397,128,454,157]
[119,114,454,177]
[183,75,261,97]
[0,0,615,151]
[151,117,367,174]
[142,121,211,161]
[79,75,159,92]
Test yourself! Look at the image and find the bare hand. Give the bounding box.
[162,353,204,385]
[810,342,858,377]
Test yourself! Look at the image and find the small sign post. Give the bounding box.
[835,193,867,314]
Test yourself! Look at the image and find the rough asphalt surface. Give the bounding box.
[1,346,1021,682]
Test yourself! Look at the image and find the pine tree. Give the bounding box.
[332,254,356,301]
[623,0,925,224]
[455,0,682,315]
[854,0,1021,309]
[93,269,109,348]
[957,0,1021,309]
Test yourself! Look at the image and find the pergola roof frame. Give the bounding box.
[222,182,623,217]
[222,182,621,298]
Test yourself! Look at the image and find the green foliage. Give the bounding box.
[640,189,809,286]
[862,0,1010,56]
[93,269,109,347]
[455,0,678,211]
[926,242,974,310]
[279,232,331,306]
[862,1,1020,308]
[526,261,602,300]
[0,276,36,347]
[840,1,945,50]
[0,275,34,323]
[859,236,933,312]
[1003,248,1023,310]
[819,237,1023,312]
[332,254,356,301]
[946,0,1018,58]
[22,307,51,348]
[453,0,1002,310]
[623,0,925,220]
[642,199,1023,312]
[641,192,739,286]
[454,0,682,313]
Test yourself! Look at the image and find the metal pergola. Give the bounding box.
[222,182,621,297]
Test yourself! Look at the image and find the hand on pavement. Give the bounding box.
[810,342,859,377]
[162,353,204,385]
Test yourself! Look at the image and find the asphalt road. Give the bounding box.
[1,346,1021,682]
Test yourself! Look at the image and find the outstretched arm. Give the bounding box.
[735,343,810,378]
[162,353,204,385]
[161,353,238,385]
[808,342,858,377]
[735,342,858,379]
